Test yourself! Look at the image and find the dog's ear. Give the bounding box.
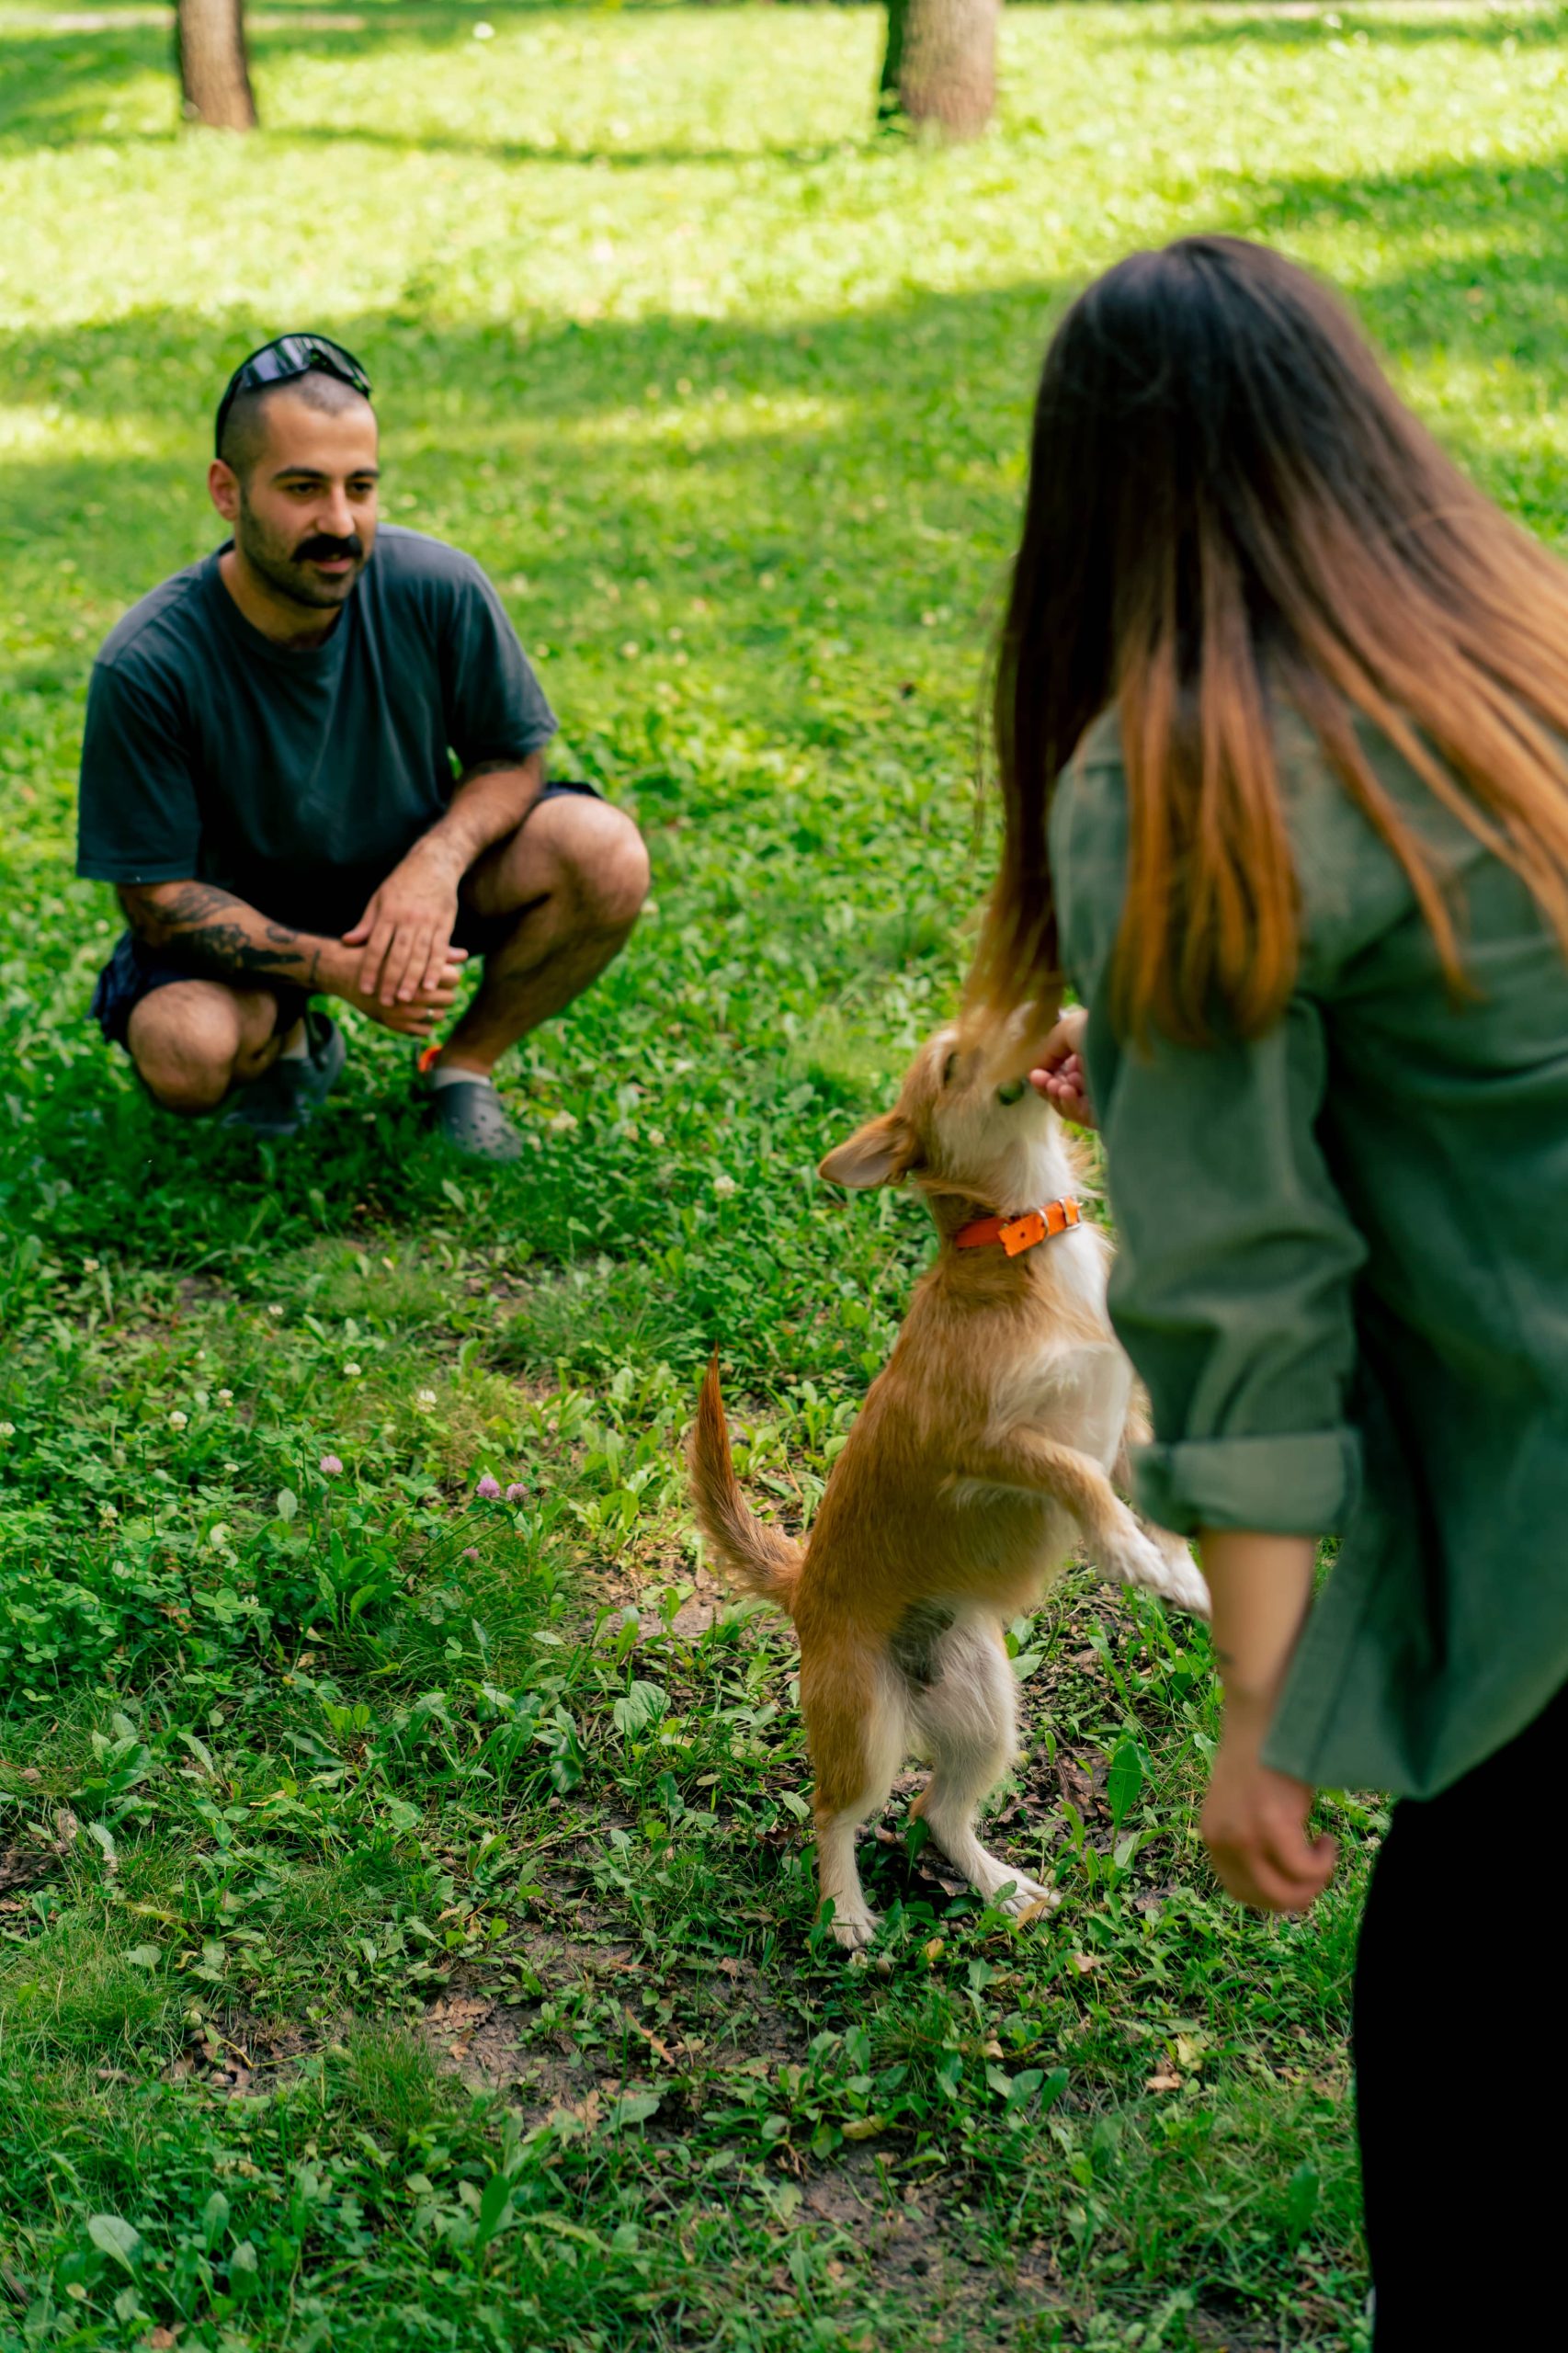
[819,1110,918,1191]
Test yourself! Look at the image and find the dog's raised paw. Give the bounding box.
[1148,1534,1211,1619]
[1101,1526,1177,1596]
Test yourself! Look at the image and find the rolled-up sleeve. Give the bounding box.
[1053,755,1367,1537]
[1094,990,1366,1537]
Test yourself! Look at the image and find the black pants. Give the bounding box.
[1354,1680,1567,2347]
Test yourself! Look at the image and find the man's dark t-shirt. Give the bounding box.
[76,527,557,938]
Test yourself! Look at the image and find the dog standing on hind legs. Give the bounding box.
[688,1021,1210,1949]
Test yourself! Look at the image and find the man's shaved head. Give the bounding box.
[219,369,374,480]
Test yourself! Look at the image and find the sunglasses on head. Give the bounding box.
[214,333,372,459]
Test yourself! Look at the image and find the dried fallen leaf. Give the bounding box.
[426,1995,491,2031]
[841,2115,885,2142]
[547,2087,604,2132]
[1145,2071,1183,2094]
[1072,1951,1101,1975]
[923,1938,945,1964]
[624,2009,678,2066]
[1013,1896,1057,1927]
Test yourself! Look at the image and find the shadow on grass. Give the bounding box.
[2,142,1563,608]
[0,14,171,144]
[0,0,871,153]
[0,275,1066,681]
[277,120,869,168]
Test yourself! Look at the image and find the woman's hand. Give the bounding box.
[1028,1006,1095,1127]
[1197,1527,1336,1913]
[1201,1694,1338,1913]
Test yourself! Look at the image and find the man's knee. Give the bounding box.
[127,985,250,1114]
[477,798,651,941]
[140,1053,233,1116]
[568,805,651,934]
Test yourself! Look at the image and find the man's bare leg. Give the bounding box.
[126,979,288,1113]
[437,795,650,1076]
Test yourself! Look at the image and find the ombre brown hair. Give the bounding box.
[971,234,1568,1044]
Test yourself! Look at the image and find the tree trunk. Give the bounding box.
[176,0,257,131]
[877,0,998,142]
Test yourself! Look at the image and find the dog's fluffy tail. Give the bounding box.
[688,1353,803,1611]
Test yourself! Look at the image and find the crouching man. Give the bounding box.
[76,332,649,1162]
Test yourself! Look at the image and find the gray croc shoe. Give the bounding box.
[425,1076,525,1165]
[222,1009,347,1140]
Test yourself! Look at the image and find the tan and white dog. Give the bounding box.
[689,1022,1208,1949]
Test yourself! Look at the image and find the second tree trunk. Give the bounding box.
[879,0,999,141]
[176,0,258,131]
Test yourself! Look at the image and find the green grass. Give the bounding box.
[1,1,1563,2344]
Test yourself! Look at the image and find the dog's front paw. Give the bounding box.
[1100,1524,1176,1596]
[1102,1524,1210,1619]
[994,1872,1059,1918]
[1146,1531,1211,1619]
[822,1903,881,1950]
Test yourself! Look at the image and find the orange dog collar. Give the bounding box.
[954,1197,1082,1257]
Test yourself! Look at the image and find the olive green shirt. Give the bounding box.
[1052,709,1568,1798]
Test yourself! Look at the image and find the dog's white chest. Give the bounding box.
[1051,1222,1110,1316]
[994,1327,1131,1473]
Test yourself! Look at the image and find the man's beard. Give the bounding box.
[236,499,369,611]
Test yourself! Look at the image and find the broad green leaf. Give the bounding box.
[202,2190,230,2251]
[612,1678,667,1738]
[86,2214,139,2274]
[1038,2068,1070,2115]
[1106,1733,1145,1831]
[1286,2160,1321,2247]
[473,2171,512,2250]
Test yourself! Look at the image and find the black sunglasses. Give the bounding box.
[214,333,372,459]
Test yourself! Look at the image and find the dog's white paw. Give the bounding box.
[1103,1525,1210,1619]
[1101,1525,1177,1596]
[827,1908,881,1951]
[992,1871,1059,1917]
[954,1847,1060,1915]
[1146,1531,1211,1619]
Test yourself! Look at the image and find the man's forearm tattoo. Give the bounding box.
[119,883,324,985]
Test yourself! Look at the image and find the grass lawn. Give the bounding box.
[1,2,1564,2344]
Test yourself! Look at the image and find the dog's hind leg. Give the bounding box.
[911,1618,1055,1916]
[801,1642,906,1950]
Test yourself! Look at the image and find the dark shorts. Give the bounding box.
[90,779,599,1051]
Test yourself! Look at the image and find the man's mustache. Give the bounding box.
[293,533,364,563]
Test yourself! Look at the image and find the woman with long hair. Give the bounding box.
[973,234,1568,2343]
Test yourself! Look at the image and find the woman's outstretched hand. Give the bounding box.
[1028,1006,1096,1127]
[1197,1528,1337,1914]
[1201,1697,1338,1914]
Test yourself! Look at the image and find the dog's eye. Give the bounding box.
[941,1051,959,1087]
[997,1078,1027,1105]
